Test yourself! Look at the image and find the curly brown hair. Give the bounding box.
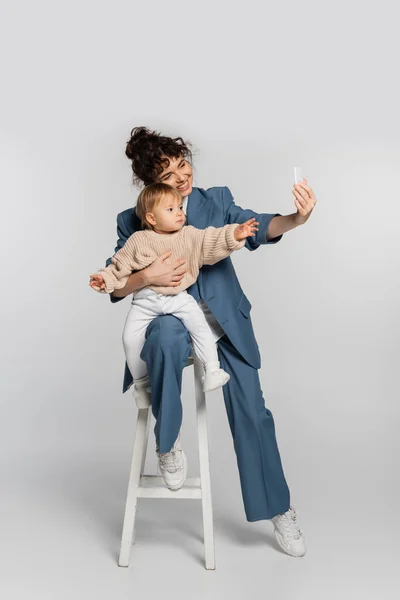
[125,126,193,186]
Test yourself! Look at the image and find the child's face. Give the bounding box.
[146,193,186,233]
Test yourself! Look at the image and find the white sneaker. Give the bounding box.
[202,367,230,392]
[271,506,306,557]
[156,434,187,491]
[133,375,151,409]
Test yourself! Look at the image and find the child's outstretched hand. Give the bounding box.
[89,274,106,292]
[234,217,259,241]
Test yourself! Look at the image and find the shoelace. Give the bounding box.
[158,449,182,473]
[276,508,303,540]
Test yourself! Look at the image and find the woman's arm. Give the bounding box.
[110,270,147,299]
[222,187,282,249]
[110,251,188,299]
[266,213,299,240]
[222,182,317,244]
[266,181,317,238]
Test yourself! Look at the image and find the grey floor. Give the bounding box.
[1,373,397,600]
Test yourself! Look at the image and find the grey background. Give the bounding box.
[1,0,399,598]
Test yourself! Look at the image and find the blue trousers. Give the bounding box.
[140,315,291,521]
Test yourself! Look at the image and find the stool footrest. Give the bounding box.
[138,475,202,499]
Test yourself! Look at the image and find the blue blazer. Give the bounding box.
[106,186,282,392]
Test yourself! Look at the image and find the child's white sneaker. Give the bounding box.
[133,375,151,408]
[202,367,230,392]
[156,434,187,491]
[271,506,306,557]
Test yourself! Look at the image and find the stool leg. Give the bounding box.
[194,356,216,570]
[131,407,151,545]
[118,407,151,567]
[140,408,151,479]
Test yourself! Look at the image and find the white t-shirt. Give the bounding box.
[182,196,225,342]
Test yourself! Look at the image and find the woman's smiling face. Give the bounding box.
[156,155,193,196]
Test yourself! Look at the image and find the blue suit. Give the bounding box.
[107,186,291,520]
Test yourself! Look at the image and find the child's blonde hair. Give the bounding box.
[135,183,182,230]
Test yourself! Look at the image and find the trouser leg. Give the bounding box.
[141,314,192,453]
[217,335,291,521]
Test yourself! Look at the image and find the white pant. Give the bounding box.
[122,288,220,381]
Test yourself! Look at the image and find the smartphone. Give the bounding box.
[294,166,303,184]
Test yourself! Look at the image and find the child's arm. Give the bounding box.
[197,219,259,267]
[90,234,155,294]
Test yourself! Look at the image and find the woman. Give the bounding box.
[107,126,317,557]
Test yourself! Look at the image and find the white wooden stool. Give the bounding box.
[118,355,216,570]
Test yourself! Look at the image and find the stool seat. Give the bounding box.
[118,355,216,570]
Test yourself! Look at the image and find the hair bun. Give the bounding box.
[126,126,155,160]
[131,126,153,141]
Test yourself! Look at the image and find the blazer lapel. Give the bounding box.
[186,187,211,230]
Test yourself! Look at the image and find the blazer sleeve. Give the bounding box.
[221,186,283,251]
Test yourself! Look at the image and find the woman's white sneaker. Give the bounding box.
[156,435,187,491]
[271,506,306,557]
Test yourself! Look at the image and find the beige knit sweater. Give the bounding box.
[94,224,245,295]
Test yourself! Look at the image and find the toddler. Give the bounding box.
[89,183,258,396]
